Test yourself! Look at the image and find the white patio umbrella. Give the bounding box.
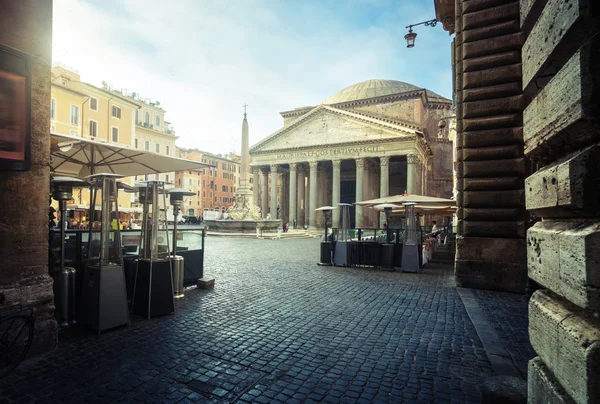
[356,193,455,207]
[51,133,211,177]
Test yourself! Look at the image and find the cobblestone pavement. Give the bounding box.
[471,290,536,379]
[0,237,532,403]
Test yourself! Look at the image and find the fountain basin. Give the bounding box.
[204,219,281,233]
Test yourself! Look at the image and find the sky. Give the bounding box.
[52,0,454,155]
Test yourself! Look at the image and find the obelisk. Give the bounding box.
[239,104,250,192]
[225,105,261,220]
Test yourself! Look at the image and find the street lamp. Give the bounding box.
[405,19,438,48]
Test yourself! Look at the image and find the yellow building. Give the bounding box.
[50,66,139,213]
[128,96,178,186]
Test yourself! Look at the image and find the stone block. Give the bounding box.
[463,127,523,148]
[464,158,524,177]
[455,254,527,293]
[464,113,522,131]
[462,0,512,14]
[463,2,519,30]
[463,82,521,102]
[463,95,524,118]
[463,20,520,43]
[464,64,522,89]
[464,177,523,191]
[527,221,600,311]
[525,145,600,216]
[523,37,600,161]
[463,32,524,59]
[456,236,526,263]
[463,51,521,72]
[197,277,215,289]
[528,357,576,404]
[463,220,525,238]
[529,290,600,403]
[463,145,521,160]
[522,0,599,94]
[464,189,524,207]
[520,0,549,34]
[464,207,523,221]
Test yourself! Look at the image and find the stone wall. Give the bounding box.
[520,0,600,402]
[453,0,528,293]
[0,0,56,354]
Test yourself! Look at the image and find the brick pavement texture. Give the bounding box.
[0,238,531,403]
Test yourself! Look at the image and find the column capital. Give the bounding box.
[356,158,365,169]
[406,154,419,164]
[332,159,341,169]
[270,164,278,172]
[380,156,390,167]
[309,161,318,170]
[289,163,298,172]
[252,166,260,174]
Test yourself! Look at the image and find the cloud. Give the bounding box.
[53,0,453,154]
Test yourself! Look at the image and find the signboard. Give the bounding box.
[0,44,31,171]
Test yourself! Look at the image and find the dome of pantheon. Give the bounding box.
[321,79,446,104]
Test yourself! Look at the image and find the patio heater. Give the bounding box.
[315,206,335,266]
[132,181,175,319]
[374,203,399,269]
[332,203,352,267]
[80,173,130,334]
[167,188,194,298]
[50,176,88,327]
[401,202,420,273]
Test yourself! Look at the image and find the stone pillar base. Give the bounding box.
[454,237,527,293]
[528,357,575,404]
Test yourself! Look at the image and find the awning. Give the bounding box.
[51,133,211,177]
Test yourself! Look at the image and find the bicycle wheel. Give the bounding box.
[0,315,33,378]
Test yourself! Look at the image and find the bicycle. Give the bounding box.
[0,293,35,378]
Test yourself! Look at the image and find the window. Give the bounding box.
[145,141,150,151]
[165,175,169,182]
[111,127,119,142]
[135,109,139,123]
[166,146,170,155]
[50,99,56,119]
[89,120,98,137]
[145,175,149,181]
[145,112,150,125]
[90,97,98,111]
[189,179,192,185]
[134,138,138,148]
[112,106,121,119]
[156,116,160,126]
[155,144,160,153]
[70,105,79,125]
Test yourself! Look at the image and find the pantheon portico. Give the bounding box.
[250,79,453,228]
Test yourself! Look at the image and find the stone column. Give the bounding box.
[406,154,419,195]
[379,156,390,225]
[309,162,318,228]
[297,167,305,227]
[355,158,365,228]
[332,160,341,228]
[252,167,260,204]
[281,172,288,224]
[261,168,268,219]
[270,164,278,219]
[289,163,297,225]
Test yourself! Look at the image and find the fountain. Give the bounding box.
[204,106,280,233]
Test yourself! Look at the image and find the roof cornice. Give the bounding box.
[250,137,415,156]
[250,105,419,153]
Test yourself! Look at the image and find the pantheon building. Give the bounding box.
[249,79,453,229]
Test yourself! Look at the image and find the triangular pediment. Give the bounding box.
[251,106,418,153]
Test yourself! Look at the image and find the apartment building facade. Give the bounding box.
[176,149,240,217]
